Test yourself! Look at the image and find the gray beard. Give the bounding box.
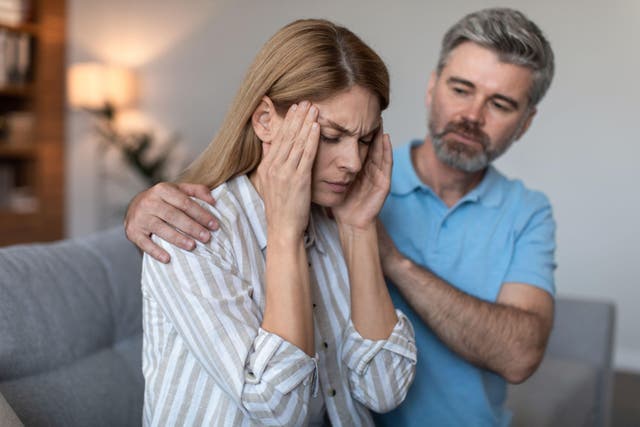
[431,135,490,173]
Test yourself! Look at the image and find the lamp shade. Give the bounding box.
[67,62,137,109]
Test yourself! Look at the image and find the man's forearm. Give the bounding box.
[385,256,551,383]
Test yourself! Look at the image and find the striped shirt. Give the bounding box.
[141,175,417,426]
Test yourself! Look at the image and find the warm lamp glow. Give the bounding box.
[67,62,137,110]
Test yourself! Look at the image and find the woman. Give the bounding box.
[142,19,416,426]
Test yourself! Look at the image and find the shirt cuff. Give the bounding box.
[245,328,318,396]
[342,310,417,376]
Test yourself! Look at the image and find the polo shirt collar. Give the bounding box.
[458,166,503,208]
[389,140,503,208]
[390,139,427,196]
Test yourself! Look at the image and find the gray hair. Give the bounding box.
[437,8,554,107]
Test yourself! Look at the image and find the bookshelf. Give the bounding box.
[0,0,65,246]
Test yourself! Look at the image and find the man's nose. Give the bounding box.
[461,98,486,126]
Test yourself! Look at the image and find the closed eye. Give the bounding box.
[320,135,340,143]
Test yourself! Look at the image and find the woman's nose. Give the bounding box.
[337,139,363,173]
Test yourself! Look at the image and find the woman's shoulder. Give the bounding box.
[204,175,257,223]
[197,175,265,249]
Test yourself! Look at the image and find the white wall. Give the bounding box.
[67,0,640,371]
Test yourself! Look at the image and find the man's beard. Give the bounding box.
[428,114,513,173]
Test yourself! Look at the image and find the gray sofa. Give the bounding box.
[0,227,615,426]
[0,227,143,427]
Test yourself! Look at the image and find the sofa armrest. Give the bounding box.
[0,391,22,427]
[507,296,616,427]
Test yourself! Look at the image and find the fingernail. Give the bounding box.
[291,104,297,111]
[160,254,170,263]
[200,231,210,241]
[186,240,196,250]
[207,220,217,230]
[300,100,309,108]
[312,122,318,129]
[309,106,317,115]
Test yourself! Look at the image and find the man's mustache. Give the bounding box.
[434,120,490,149]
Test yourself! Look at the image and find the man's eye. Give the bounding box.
[452,87,469,95]
[359,138,373,146]
[320,135,340,143]
[492,101,511,112]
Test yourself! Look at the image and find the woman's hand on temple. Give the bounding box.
[332,125,392,231]
[253,102,320,240]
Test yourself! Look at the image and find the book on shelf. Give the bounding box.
[0,27,31,86]
[0,163,37,213]
[0,0,31,26]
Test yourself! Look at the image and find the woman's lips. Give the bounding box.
[325,181,350,193]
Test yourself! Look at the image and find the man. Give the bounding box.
[125,8,556,426]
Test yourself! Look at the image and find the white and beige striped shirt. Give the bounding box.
[141,175,417,426]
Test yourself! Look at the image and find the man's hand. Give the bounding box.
[124,182,219,263]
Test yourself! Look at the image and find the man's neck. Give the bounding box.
[411,136,486,208]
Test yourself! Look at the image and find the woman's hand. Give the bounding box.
[332,126,392,231]
[253,102,320,241]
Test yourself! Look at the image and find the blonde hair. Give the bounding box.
[180,18,390,188]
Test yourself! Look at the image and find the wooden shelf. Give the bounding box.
[0,84,34,97]
[0,143,37,158]
[0,21,39,35]
[0,209,38,219]
[0,0,65,247]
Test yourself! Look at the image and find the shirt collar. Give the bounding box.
[389,139,427,196]
[389,140,503,208]
[235,175,325,253]
[457,166,503,208]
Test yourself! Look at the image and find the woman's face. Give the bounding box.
[309,85,381,207]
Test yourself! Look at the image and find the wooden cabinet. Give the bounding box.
[0,0,65,246]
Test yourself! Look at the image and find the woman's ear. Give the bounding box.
[251,96,280,143]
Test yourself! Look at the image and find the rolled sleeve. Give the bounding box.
[341,310,417,413]
[244,328,318,397]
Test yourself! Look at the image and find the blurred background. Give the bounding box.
[1,0,638,416]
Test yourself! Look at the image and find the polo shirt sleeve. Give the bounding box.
[143,232,317,425]
[502,192,557,295]
[340,310,417,413]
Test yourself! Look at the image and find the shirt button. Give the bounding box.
[312,303,317,308]
[323,342,328,349]
[329,389,336,397]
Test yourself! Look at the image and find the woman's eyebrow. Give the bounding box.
[318,116,380,137]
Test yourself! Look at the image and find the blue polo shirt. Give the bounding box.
[374,140,556,427]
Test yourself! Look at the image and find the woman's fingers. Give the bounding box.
[368,123,385,169]
[298,121,320,173]
[272,101,311,166]
[381,133,393,179]
[264,103,298,164]
[289,105,319,169]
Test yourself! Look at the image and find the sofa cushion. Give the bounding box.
[507,356,598,426]
[0,227,144,426]
[0,227,142,379]
[0,335,143,427]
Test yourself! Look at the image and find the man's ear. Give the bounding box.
[515,107,537,141]
[425,71,437,109]
[252,96,280,143]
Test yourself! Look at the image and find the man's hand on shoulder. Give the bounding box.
[124,182,219,263]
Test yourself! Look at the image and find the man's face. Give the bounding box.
[426,42,537,173]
